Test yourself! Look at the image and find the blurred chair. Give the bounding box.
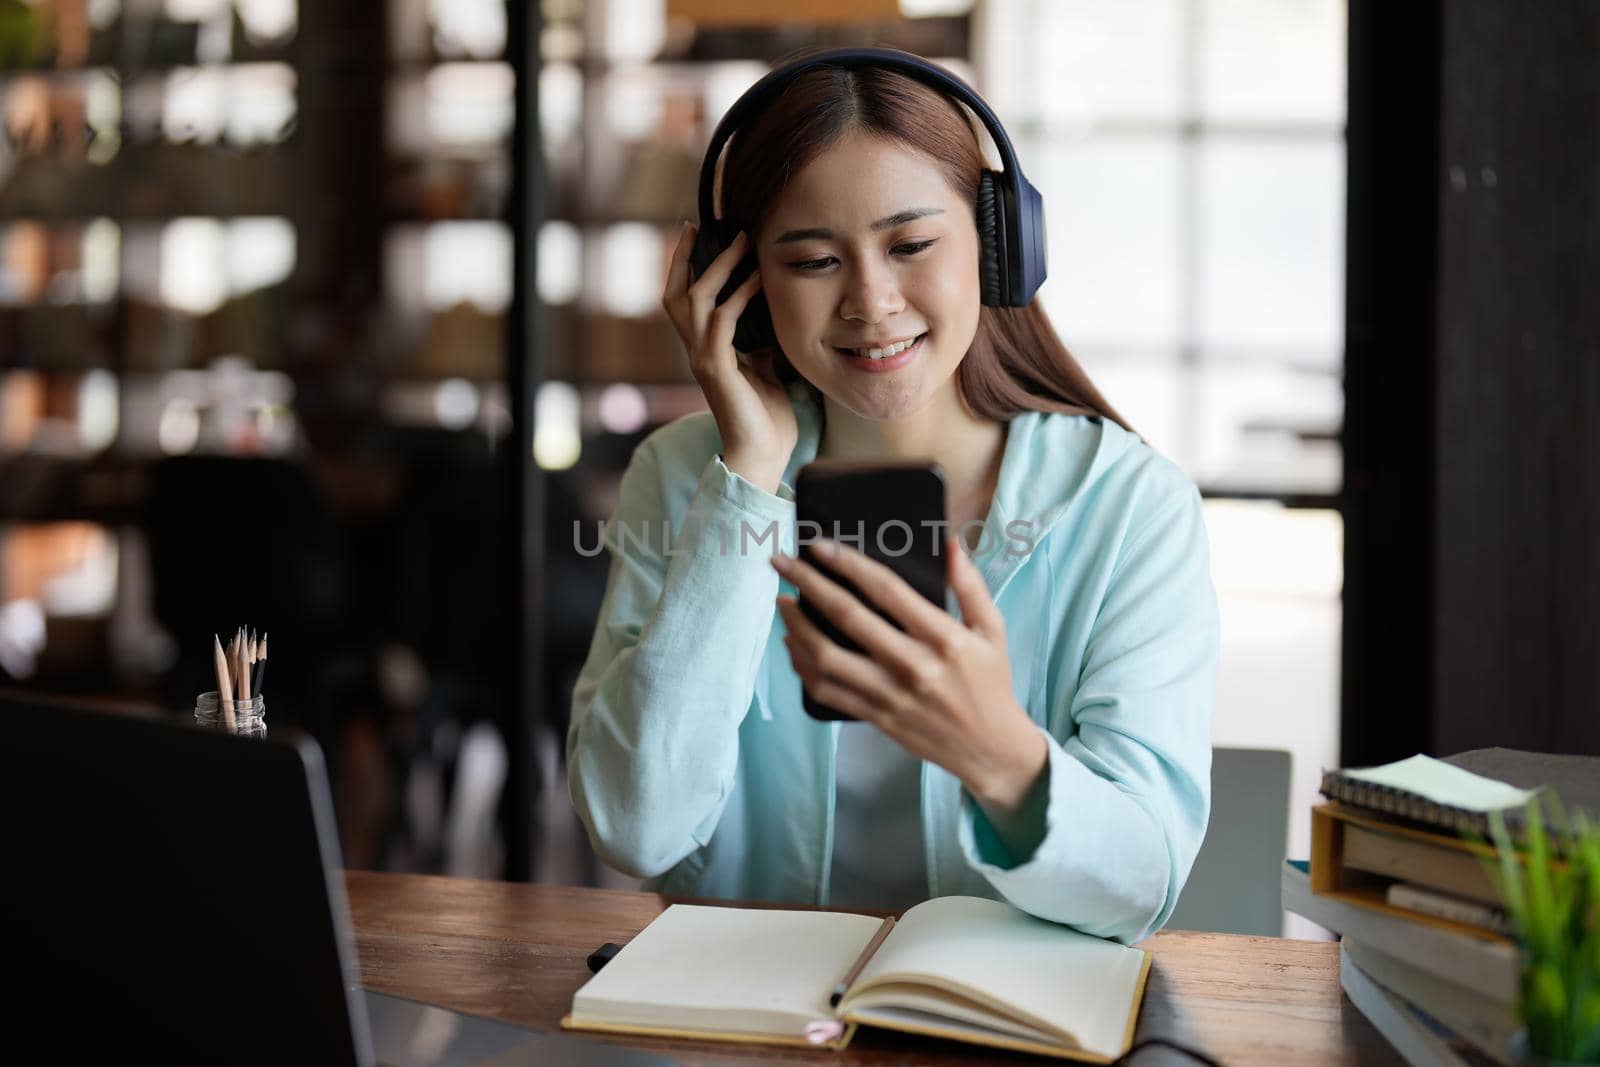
[1166,747,1292,936]
[383,429,516,876]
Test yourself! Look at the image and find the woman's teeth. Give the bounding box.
[848,334,923,359]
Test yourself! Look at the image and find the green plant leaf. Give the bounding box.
[1488,798,1600,1062]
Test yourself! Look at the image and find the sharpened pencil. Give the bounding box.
[829,915,896,1007]
[253,633,268,695]
[214,633,235,730]
[238,629,251,702]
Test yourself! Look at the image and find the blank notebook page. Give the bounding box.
[852,896,1144,1058]
[572,904,884,1031]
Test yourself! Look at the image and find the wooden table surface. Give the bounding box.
[345,871,1403,1066]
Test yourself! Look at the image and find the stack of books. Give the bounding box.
[1282,749,1600,1067]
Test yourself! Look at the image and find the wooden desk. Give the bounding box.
[346,871,1402,1066]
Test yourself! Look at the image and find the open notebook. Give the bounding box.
[562,895,1151,1063]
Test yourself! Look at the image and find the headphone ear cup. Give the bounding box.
[689,222,725,282]
[1014,175,1047,304]
[691,220,777,353]
[732,290,777,353]
[975,171,1004,306]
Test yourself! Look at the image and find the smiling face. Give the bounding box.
[754,130,981,422]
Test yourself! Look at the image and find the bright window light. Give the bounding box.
[988,1,1183,127]
[1204,500,1343,600]
[1033,138,1182,349]
[537,221,581,305]
[540,63,582,142]
[166,0,228,18]
[600,0,664,62]
[236,0,297,44]
[82,220,120,303]
[227,217,296,293]
[597,224,663,317]
[161,219,228,315]
[899,0,974,14]
[604,70,664,141]
[0,598,46,679]
[1198,138,1345,351]
[158,397,202,454]
[85,70,121,163]
[703,63,769,137]
[434,378,481,430]
[534,382,581,470]
[426,62,514,145]
[88,0,120,30]
[1200,0,1346,124]
[77,370,119,452]
[228,64,296,144]
[429,0,506,58]
[163,68,228,143]
[424,222,512,311]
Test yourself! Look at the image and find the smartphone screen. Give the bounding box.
[793,461,948,722]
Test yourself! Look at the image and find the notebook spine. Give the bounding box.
[1318,771,1492,837]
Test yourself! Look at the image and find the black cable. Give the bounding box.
[1115,1036,1227,1066]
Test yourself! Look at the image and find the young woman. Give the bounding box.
[566,53,1219,944]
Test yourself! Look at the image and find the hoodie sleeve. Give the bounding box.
[566,439,795,880]
[954,480,1219,944]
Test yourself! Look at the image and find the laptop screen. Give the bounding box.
[3,696,373,1066]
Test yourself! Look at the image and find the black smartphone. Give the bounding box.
[793,460,949,722]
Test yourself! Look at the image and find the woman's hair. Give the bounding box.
[719,51,1132,433]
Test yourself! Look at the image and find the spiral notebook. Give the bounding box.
[1319,748,1600,838]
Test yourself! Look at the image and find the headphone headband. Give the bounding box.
[696,46,1027,230]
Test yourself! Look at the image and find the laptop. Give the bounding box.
[1,694,672,1066]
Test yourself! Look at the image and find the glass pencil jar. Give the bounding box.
[194,691,267,738]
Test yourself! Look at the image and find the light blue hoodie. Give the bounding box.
[566,380,1219,944]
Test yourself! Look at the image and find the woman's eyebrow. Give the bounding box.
[773,207,945,245]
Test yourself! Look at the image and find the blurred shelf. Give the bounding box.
[0,66,118,85]
[0,454,147,524]
[0,207,298,223]
[386,58,510,74]
[0,54,298,80]
[0,57,294,81]
[558,18,973,66]
[0,54,296,78]
[383,211,509,223]
[542,209,686,227]
[0,148,299,218]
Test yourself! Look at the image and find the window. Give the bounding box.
[979,0,1348,936]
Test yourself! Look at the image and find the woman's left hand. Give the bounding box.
[771,536,1048,817]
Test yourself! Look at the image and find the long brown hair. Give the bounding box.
[719,50,1132,433]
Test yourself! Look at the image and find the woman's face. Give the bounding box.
[755,131,981,422]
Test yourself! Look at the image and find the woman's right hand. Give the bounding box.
[663,222,799,496]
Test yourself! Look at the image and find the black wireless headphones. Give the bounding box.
[689,46,1048,357]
